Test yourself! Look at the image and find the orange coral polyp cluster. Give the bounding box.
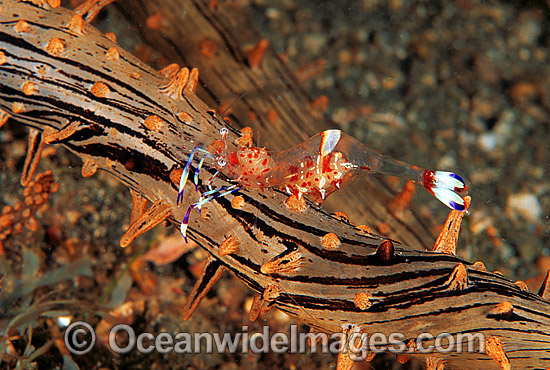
[0,171,58,245]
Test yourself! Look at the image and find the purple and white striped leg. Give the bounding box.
[177,146,216,205]
[180,185,240,242]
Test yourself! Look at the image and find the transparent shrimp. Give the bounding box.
[219,129,467,208]
[177,129,468,241]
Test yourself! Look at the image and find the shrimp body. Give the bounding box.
[177,129,468,241]
[268,144,354,203]
[221,144,352,202]
[219,129,467,209]
[275,151,352,202]
[225,147,274,190]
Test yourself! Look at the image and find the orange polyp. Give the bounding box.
[90,82,110,98]
[354,292,372,310]
[159,63,180,79]
[0,110,9,128]
[247,111,259,124]
[15,20,30,33]
[311,95,329,116]
[247,39,269,68]
[231,196,245,210]
[169,168,183,187]
[285,194,306,212]
[219,235,240,255]
[377,222,390,235]
[104,32,117,43]
[12,102,25,114]
[75,0,117,22]
[67,14,84,34]
[294,59,326,83]
[45,38,65,56]
[200,39,218,59]
[267,109,280,124]
[21,81,37,96]
[485,336,511,370]
[389,180,415,213]
[397,355,410,364]
[177,112,192,124]
[106,47,120,61]
[145,12,166,31]
[185,68,199,93]
[332,212,350,223]
[322,233,340,250]
[432,196,471,255]
[47,0,61,8]
[143,115,164,131]
[161,67,189,99]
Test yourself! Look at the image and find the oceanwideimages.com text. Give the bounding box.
[64,321,486,360]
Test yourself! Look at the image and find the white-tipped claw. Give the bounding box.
[180,206,195,242]
[177,166,191,205]
[180,221,189,242]
[320,129,342,157]
[433,171,467,192]
[177,148,198,205]
[432,187,466,211]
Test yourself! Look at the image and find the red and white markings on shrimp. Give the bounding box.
[176,128,468,241]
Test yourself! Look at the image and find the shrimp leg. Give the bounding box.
[177,146,216,205]
[180,185,240,242]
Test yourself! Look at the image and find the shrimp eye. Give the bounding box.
[217,157,227,167]
[219,127,229,137]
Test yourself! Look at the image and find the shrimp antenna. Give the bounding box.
[220,76,286,117]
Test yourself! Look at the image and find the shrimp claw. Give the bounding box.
[179,185,240,242]
[422,170,468,211]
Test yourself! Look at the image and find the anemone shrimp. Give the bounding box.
[176,128,468,241]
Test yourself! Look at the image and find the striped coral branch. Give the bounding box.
[1,2,549,369]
